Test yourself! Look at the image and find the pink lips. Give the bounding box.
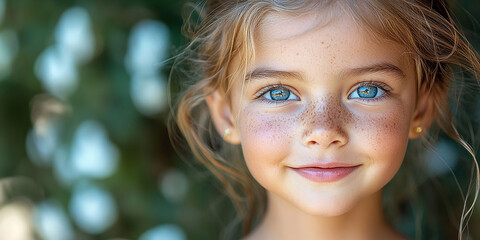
[291,164,360,182]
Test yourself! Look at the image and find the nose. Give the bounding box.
[302,100,349,149]
[303,128,348,148]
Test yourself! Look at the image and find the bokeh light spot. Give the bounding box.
[139,224,186,240]
[160,168,189,203]
[0,29,18,80]
[422,140,458,176]
[0,201,33,239]
[124,20,170,74]
[70,120,119,179]
[34,201,74,240]
[55,6,95,64]
[69,181,117,234]
[26,120,60,166]
[34,45,78,100]
[130,73,167,115]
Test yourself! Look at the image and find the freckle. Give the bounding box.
[321,41,324,44]
[296,52,299,56]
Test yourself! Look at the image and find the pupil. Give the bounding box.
[358,86,377,98]
[270,88,290,100]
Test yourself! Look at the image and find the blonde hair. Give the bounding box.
[170,0,480,238]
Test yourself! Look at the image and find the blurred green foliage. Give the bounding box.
[0,0,236,239]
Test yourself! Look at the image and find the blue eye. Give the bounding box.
[349,85,385,99]
[261,86,299,101]
[269,88,290,100]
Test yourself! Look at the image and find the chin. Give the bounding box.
[294,198,357,217]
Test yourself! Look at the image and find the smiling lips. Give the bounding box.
[291,164,360,182]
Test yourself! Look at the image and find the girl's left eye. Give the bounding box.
[257,86,299,102]
[349,85,386,99]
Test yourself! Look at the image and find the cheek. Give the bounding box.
[353,104,411,178]
[357,112,407,151]
[382,108,410,149]
[237,108,297,174]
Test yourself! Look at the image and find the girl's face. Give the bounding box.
[213,10,430,216]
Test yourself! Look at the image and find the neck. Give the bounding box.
[245,191,404,240]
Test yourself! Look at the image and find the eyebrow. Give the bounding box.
[245,68,303,82]
[245,62,406,82]
[341,62,406,79]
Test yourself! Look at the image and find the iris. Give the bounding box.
[269,88,291,101]
[357,86,377,98]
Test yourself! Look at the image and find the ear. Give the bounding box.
[205,91,241,144]
[409,89,436,139]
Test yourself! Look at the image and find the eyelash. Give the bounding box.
[254,84,299,104]
[348,81,392,102]
[253,81,392,104]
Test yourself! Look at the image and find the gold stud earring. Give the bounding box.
[415,126,423,134]
[223,128,231,139]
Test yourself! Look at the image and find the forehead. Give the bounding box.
[257,7,338,41]
[249,9,412,77]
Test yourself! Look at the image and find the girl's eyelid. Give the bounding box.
[254,84,301,100]
[347,81,392,98]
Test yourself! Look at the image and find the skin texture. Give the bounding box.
[206,7,435,240]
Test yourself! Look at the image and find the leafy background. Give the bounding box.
[0,0,479,239]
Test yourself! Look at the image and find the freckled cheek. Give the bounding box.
[238,110,296,167]
[354,108,411,166]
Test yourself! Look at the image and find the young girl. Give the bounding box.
[171,0,480,239]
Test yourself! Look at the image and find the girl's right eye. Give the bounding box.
[256,86,299,102]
